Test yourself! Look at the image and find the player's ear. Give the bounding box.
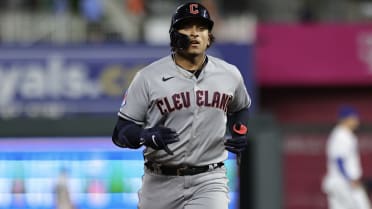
[207,33,214,48]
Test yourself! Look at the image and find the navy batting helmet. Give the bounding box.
[170,2,214,31]
[169,2,214,50]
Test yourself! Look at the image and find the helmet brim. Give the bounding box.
[172,16,214,31]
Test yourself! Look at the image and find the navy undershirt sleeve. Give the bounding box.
[112,117,143,149]
[336,157,350,180]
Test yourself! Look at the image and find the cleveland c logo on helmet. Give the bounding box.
[189,4,199,14]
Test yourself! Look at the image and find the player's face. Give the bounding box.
[349,116,360,130]
[343,116,360,130]
[177,20,210,55]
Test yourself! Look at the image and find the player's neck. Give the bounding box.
[174,52,206,71]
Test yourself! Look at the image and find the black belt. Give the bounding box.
[145,161,224,176]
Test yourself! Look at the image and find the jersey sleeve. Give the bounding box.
[228,69,251,113]
[329,130,362,180]
[118,71,149,124]
[346,154,362,180]
[329,132,351,161]
[345,138,362,180]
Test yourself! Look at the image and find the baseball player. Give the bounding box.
[322,105,371,209]
[112,2,251,209]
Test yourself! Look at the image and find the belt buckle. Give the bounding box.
[177,165,189,176]
[152,163,162,174]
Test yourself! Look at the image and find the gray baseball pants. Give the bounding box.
[138,166,230,209]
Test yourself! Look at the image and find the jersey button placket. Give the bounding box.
[186,84,199,156]
[192,113,198,139]
[193,82,200,139]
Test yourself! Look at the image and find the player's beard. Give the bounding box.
[176,47,205,61]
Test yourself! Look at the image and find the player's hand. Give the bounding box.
[140,127,179,155]
[224,136,248,154]
[350,179,362,189]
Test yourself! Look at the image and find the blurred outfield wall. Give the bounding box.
[256,23,372,209]
[0,44,255,120]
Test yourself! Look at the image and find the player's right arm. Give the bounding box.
[111,70,179,154]
[112,116,179,154]
[112,117,144,148]
[111,70,147,149]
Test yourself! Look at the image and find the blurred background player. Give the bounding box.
[322,105,371,209]
[112,2,251,209]
[55,168,76,209]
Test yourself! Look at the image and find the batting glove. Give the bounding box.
[140,127,179,155]
[224,136,248,154]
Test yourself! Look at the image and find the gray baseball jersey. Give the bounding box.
[118,54,251,166]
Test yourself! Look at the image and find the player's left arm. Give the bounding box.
[227,108,250,133]
[225,108,250,153]
[225,71,251,153]
[227,69,251,131]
